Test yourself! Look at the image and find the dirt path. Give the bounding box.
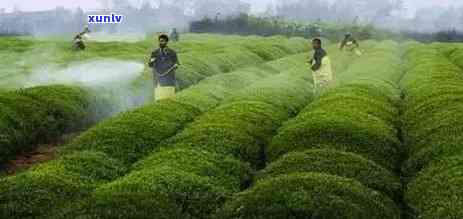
[0,133,79,176]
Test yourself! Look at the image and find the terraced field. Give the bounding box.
[1,34,463,218]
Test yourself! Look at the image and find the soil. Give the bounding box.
[1,133,80,176]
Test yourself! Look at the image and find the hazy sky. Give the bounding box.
[242,0,462,14]
[1,0,462,14]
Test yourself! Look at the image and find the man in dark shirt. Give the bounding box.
[149,34,179,101]
[340,33,362,56]
[340,33,358,50]
[309,38,333,94]
[72,26,90,51]
[310,38,327,71]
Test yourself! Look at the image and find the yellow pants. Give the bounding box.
[344,43,363,57]
[154,85,176,101]
[312,56,333,94]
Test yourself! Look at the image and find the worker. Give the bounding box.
[309,38,333,94]
[72,26,90,51]
[148,34,179,101]
[170,28,179,42]
[340,33,362,56]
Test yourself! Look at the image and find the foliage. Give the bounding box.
[217,173,400,219]
[258,149,402,201]
[83,54,315,218]
[0,34,307,218]
[0,151,126,218]
[0,85,97,164]
[401,44,463,218]
[269,42,403,172]
[190,14,398,42]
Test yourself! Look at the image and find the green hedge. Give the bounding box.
[406,156,463,219]
[224,55,312,117]
[64,100,201,165]
[261,41,403,216]
[19,85,99,131]
[87,148,250,219]
[237,36,307,61]
[0,85,97,164]
[401,45,463,175]
[269,108,400,170]
[258,149,401,201]
[334,41,402,101]
[304,85,400,127]
[165,59,313,168]
[0,151,126,218]
[169,34,256,53]
[85,58,314,218]
[77,43,385,219]
[176,48,264,89]
[268,86,401,171]
[163,101,285,169]
[268,42,402,171]
[402,44,463,218]
[86,101,284,218]
[65,40,305,164]
[174,67,274,112]
[131,148,251,189]
[217,173,400,219]
[0,36,307,218]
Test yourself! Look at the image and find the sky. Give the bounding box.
[241,0,463,14]
[0,0,462,14]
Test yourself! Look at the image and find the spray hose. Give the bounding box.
[157,64,178,77]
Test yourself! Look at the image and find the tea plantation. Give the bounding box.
[0,34,462,218]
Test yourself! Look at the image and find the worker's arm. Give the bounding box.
[311,58,322,71]
[74,32,83,40]
[78,31,87,37]
[311,51,323,71]
[353,39,359,48]
[148,50,158,68]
